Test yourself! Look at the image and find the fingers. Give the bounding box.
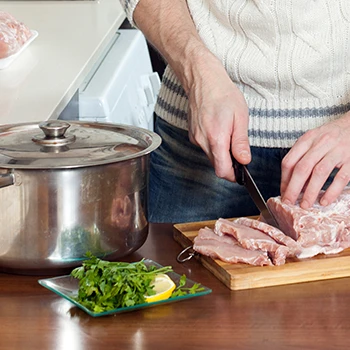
[319,166,350,206]
[195,111,250,183]
[187,74,250,182]
[280,131,314,197]
[298,156,338,208]
[188,110,236,181]
[281,124,350,208]
[211,133,236,182]
[282,129,332,206]
[230,103,250,165]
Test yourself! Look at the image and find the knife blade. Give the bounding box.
[231,155,280,229]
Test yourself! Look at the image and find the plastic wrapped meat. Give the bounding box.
[0,11,33,59]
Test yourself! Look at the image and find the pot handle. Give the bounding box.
[0,173,14,189]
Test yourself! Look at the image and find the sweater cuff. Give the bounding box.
[119,0,141,27]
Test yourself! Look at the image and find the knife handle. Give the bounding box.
[231,154,245,186]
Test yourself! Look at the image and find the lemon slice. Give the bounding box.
[144,273,176,303]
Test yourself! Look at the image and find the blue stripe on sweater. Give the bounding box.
[160,78,350,120]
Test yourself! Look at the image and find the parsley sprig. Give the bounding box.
[71,254,205,313]
[171,274,205,297]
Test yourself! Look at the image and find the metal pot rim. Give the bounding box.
[0,121,162,169]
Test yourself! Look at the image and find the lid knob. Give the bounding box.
[39,121,70,138]
[32,121,76,147]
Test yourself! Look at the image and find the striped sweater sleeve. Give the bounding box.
[119,0,141,27]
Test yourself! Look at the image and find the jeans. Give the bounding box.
[148,117,291,223]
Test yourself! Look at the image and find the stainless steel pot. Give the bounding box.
[0,120,161,274]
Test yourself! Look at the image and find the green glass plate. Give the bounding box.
[38,259,212,317]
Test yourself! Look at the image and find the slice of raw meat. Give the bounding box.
[0,11,33,59]
[267,187,350,258]
[196,226,238,245]
[193,227,273,266]
[214,218,289,265]
[233,216,302,257]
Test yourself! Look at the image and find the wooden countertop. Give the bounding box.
[0,0,125,124]
[1,223,350,350]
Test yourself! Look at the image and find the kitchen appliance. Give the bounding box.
[60,29,161,131]
[0,120,161,274]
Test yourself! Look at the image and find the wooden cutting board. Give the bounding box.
[173,218,350,290]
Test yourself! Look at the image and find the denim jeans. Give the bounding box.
[148,117,291,223]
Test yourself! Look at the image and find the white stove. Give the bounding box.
[60,29,160,131]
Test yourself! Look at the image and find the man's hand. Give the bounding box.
[186,51,251,182]
[281,113,350,208]
[133,0,251,183]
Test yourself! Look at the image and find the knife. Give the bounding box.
[231,155,280,229]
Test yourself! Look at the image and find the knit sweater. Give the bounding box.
[120,0,350,148]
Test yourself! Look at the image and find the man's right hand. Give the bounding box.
[186,49,251,182]
[133,0,251,183]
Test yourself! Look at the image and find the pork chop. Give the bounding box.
[214,218,289,265]
[233,216,302,257]
[193,227,273,266]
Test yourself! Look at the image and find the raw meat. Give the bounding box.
[233,216,302,257]
[214,218,289,265]
[267,187,350,258]
[193,227,273,266]
[0,11,33,59]
[196,226,239,245]
[192,187,350,266]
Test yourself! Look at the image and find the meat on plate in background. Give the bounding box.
[0,11,33,59]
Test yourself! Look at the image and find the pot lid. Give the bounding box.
[0,121,162,169]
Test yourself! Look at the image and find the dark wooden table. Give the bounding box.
[1,223,350,350]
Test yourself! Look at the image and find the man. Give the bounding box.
[120,0,350,223]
